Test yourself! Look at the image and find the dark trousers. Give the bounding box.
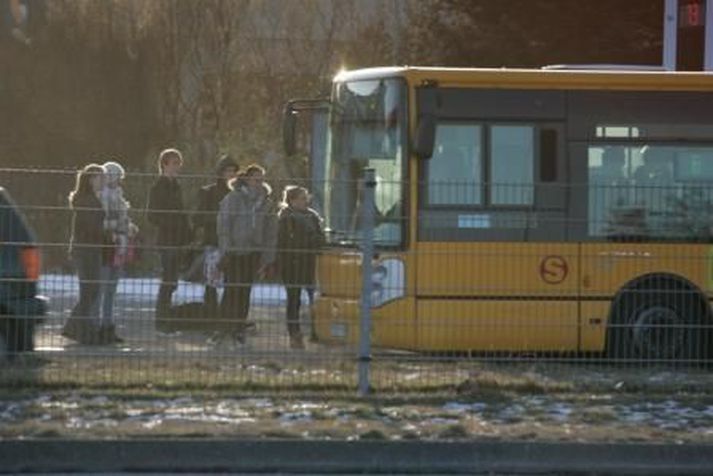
[71,247,102,319]
[306,287,316,338]
[156,248,181,318]
[285,286,316,339]
[220,252,260,334]
[64,247,102,343]
[204,285,218,312]
[285,285,303,339]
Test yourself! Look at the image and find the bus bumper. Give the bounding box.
[313,296,416,348]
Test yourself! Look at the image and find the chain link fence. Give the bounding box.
[1,167,713,395]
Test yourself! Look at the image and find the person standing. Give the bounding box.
[4,0,32,45]
[193,154,238,312]
[146,148,191,322]
[62,164,106,344]
[97,160,137,343]
[217,164,277,344]
[277,186,324,349]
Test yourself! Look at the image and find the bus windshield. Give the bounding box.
[321,78,406,247]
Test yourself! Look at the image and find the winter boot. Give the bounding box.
[99,324,124,344]
[290,334,305,350]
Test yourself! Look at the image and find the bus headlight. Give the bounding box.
[370,258,405,308]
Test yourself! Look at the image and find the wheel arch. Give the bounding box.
[605,272,713,358]
[608,272,712,325]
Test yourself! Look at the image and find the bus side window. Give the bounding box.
[490,125,535,206]
[427,123,483,206]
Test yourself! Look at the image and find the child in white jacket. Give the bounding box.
[98,161,138,343]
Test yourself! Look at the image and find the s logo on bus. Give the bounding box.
[539,255,568,285]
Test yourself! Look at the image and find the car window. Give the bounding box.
[0,188,34,244]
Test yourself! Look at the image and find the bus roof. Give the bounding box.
[334,66,713,91]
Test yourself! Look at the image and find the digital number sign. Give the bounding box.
[679,0,706,28]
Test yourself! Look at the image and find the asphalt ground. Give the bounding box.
[2,439,713,475]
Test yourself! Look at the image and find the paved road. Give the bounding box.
[3,440,713,475]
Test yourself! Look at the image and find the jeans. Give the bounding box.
[100,265,122,324]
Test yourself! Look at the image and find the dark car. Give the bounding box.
[0,187,47,358]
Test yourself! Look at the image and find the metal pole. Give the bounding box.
[358,169,376,397]
[663,0,679,70]
[705,0,713,70]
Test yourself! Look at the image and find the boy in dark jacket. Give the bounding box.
[193,154,238,311]
[146,148,191,320]
[277,186,324,349]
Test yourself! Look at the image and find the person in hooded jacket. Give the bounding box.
[193,154,238,311]
[277,186,324,349]
[62,164,106,344]
[217,164,278,344]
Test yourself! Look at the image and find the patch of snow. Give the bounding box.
[619,409,650,423]
[240,398,274,409]
[288,402,327,411]
[38,400,79,410]
[443,402,487,413]
[546,402,572,421]
[423,417,460,426]
[215,401,251,418]
[0,403,22,422]
[66,416,116,429]
[279,411,314,424]
[496,403,526,422]
[129,408,256,427]
[523,396,546,406]
[40,274,312,305]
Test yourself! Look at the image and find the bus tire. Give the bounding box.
[607,288,706,363]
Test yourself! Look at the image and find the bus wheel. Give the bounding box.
[608,291,698,362]
[631,299,687,360]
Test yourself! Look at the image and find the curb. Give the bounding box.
[1,439,713,474]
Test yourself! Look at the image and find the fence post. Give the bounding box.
[358,168,376,397]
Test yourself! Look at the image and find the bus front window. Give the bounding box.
[323,79,406,247]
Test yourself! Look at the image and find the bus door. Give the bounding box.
[414,87,579,352]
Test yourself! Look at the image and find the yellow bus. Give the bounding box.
[284,67,713,361]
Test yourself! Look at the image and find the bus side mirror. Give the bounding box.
[413,114,436,159]
[283,105,298,157]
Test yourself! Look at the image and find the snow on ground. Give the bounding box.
[39,274,311,306]
[2,393,713,441]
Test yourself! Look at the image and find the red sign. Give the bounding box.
[539,256,568,285]
[680,0,706,28]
